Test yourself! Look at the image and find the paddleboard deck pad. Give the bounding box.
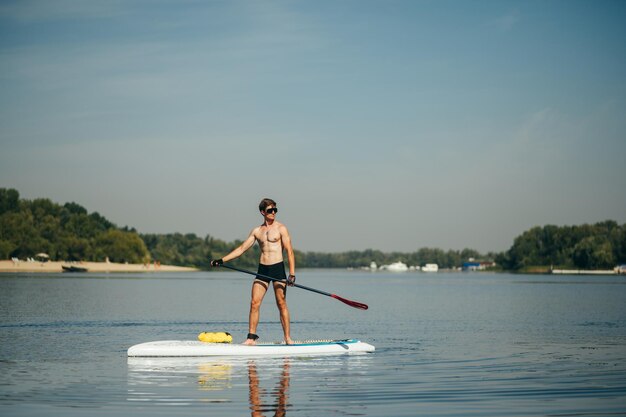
[127,339,375,357]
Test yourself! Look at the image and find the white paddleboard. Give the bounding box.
[127,339,375,357]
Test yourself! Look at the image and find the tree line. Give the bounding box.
[496,221,626,270]
[0,188,148,263]
[294,248,489,269]
[0,188,492,268]
[1,188,624,270]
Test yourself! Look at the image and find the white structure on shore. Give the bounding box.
[422,263,439,272]
[381,261,409,272]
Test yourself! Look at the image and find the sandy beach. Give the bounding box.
[0,259,198,273]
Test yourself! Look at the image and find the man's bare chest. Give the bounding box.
[256,226,281,245]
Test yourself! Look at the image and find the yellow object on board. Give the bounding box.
[198,332,233,343]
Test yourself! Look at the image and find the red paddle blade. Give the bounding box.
[331,294,369,310]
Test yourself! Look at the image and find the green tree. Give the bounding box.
[0,188,20,214]
[0,240,16,259]
[573,236,615,269]
[500,221,625,270]
[95,229,149,263]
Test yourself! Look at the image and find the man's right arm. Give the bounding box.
[211,228,257,266]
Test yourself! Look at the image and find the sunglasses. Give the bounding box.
[264,207,278,214]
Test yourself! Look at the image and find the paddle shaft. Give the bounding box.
[221,263,328,295]
[219,263,368,310]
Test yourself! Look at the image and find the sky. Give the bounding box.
[1,0,625,254]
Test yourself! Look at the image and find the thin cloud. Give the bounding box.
[491,10,520,31]
[0,0,126,22]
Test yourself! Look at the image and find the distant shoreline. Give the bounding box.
[0,260,198,273]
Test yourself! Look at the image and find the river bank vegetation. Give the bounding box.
[1,188,624,271]
[495,221,626,271]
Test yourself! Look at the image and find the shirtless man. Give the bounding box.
[211,198,296,345]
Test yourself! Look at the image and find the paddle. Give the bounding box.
[219,264,369,310]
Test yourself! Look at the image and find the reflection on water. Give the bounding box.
[127,357,292,415]
[127,355,374,415]
[198,363,232,391]
[248,360,290,417]
[127,357,235,405]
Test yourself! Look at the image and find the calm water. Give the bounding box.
[1,270,625,416]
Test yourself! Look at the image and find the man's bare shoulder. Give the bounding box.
[277,222,290,233]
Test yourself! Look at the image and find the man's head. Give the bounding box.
[259,198,277,214]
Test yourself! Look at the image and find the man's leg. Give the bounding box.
[273,282,293,344]
[245,280,268,345]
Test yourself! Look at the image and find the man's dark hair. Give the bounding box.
[259,198,277,212]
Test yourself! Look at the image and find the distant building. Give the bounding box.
[462,261,496,271]
[462,262,481,271]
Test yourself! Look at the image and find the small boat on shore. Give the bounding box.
[62,265,89,273]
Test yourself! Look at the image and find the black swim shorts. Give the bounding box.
[256,262,286,284]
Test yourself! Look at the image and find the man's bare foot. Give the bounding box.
[244,333,259,345]
[284,338,294,345]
